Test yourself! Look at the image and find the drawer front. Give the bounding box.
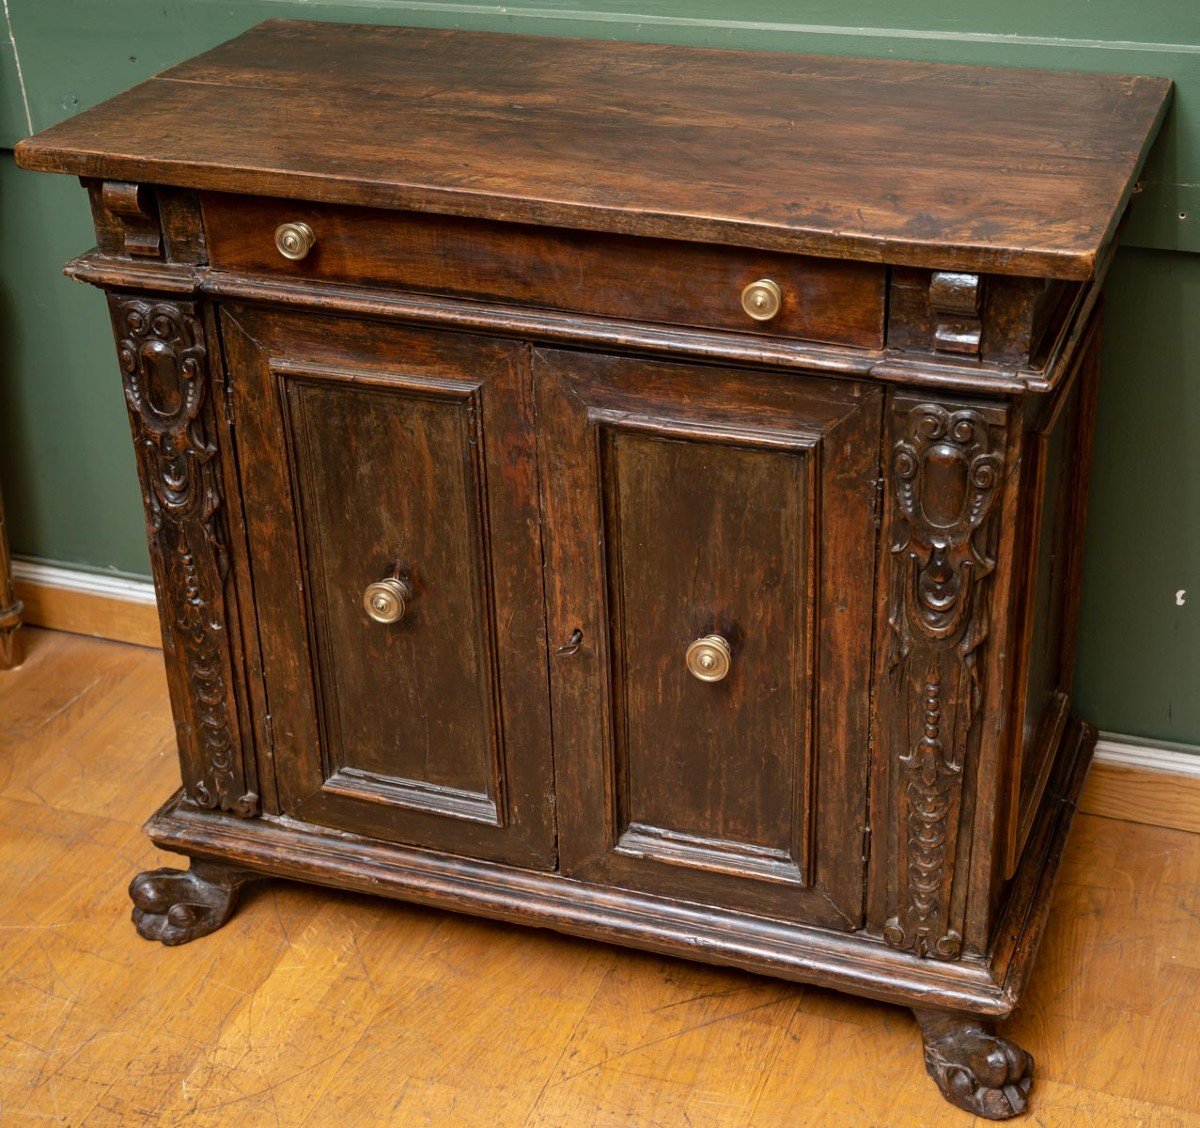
[536,348,881,928]
[222,306,556,868]
[202,193,886,350]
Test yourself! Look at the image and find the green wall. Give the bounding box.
[1,1,1196,746]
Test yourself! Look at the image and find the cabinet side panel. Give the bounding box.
[1002,313,1102,877]
[106,293,259,817]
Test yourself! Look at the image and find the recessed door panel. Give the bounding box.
[284,375,500,821]
[222,307,555,868]
[536,349,881,926]
[604,427,813,887]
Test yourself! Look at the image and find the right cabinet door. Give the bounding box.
[535,348,881,928]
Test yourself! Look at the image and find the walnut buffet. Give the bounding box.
[16,22,1171,1118]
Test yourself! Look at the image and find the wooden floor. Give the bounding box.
[1,629,1198,1127]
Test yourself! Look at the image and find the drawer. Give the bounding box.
[202,193,885,350]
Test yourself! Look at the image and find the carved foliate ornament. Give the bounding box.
[113,296,258,817]
[883,403,1004,960]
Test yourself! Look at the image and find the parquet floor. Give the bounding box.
[1,628,1197,1126]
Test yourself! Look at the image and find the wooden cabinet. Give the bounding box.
[15,19,1171,1119]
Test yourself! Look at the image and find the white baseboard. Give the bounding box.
[11,557,161,648]
[1083,735,1200,834]
[1094,735,1200,779]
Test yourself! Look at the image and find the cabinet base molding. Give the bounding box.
[142,721,1094,1024]
[11,560,160,649]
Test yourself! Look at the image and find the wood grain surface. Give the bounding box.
[1,627,1198,1125]
[14,19,1171,279]
[201,193,887,349]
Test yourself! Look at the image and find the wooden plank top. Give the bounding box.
[15,19,1171,280]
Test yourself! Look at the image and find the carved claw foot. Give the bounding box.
[129,859,255,946]
[914,1009,1034,1120]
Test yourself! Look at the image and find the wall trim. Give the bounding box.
[1081,735,1200,835]
[1094,735,1200,777]
[8,558,1200,834]
[12,558,156,604]
[11,557,161,648]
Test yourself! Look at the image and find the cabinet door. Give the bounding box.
[536,349,880,927]
[222,307,555,868]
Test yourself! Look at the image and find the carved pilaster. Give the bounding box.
[108,295,258,816]
[881,400,1005,959]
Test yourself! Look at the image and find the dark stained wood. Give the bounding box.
[16,20,1172,280]
[84,179,207,266]
[140,717,1097,1022]
[913,1008,1033,1119]
[535,348,879,929]
[1003,313,1102,875]
[0,482,22,670]
[60,249,1094,398]
[221,305,557,869]
[105,292,259,816]
[129,858,259,946]
[14,20,1166,1120]
[887,267,1081,370]
[202,193,886,350]
[869,391,1011,961]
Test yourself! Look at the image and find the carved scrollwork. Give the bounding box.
[883,663,963,959]
[884,401,1004,960]
[890,405,1003,712]
[112,296,257,817]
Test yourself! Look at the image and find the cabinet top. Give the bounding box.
[16,19,1171,281]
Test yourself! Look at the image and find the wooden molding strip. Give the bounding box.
[11,559,161,649]
[1082,737,1200,836]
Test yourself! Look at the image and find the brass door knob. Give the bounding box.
[740,278,782,321]
[685,634,732,682]
[275,221,316,260]
[363,577,412,624]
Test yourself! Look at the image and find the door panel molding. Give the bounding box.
[279,371,505,822]
[221,306,556,868]
[535,346,881,928]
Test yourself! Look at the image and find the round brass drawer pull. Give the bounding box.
[363,577,412,624]
[740,278,782,321]
[275,220,316,261]
[685,634,732,682]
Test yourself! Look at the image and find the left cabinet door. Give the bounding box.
[221,306,556,868]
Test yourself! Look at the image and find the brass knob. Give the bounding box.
[275,221,316,261]
[740,278,782,321]
[363,577,412,624]
[685,634,732,682]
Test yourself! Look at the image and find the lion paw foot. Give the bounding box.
[129,862,250,946]
[915,1010,1033,1120]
